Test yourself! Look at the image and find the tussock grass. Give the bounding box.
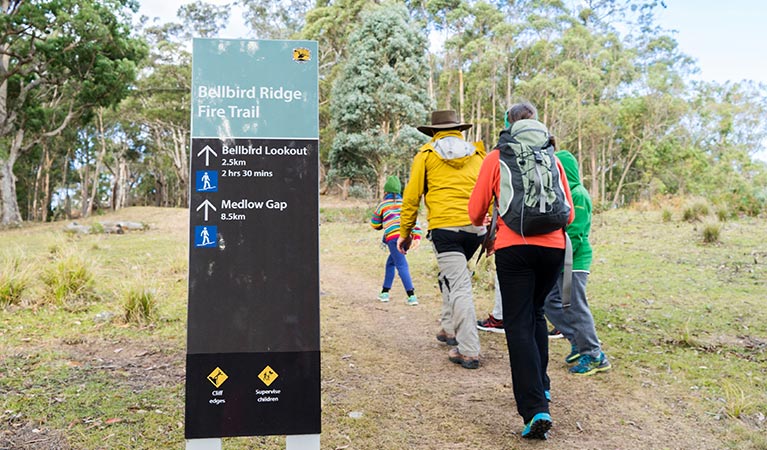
[0,259,29,307]
[122,286,157,325]
[40,255,97,306]
[702,222,722,243]
[682,201,710,222]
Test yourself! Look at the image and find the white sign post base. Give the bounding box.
[186,438,222,450]
[286,434,320,450]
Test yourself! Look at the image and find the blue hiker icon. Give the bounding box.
[196,170,218,192]
[195,225,217,248]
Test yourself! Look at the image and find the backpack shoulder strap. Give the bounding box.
[561,232,573,308]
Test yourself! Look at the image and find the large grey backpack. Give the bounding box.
[498,119,570,236]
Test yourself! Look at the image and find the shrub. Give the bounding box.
[662,209,672,222]
[701,223,721,244]
[41,257,96,305]
[716,208,729,222]
[123,287,157,325]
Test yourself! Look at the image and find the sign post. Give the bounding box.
[185,38,320,449]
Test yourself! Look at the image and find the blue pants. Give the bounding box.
[496,245,564,424]
[383,239,414,292]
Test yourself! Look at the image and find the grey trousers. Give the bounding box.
[544,271,602,358]
[436,250,480,357]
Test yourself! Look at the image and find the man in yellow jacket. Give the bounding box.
[398,110,486,369]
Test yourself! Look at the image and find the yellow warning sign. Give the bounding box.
[258,365,278,386]
[207,367,229,388]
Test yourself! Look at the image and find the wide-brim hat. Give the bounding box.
[417,110,473,136]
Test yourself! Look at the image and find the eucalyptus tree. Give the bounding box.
[328,2,430,198]
[301,0,376,178]
[239,0,312,39]
[115,2,229,209]
[0,0,146,226]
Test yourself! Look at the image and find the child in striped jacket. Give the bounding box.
[371,175,422,305]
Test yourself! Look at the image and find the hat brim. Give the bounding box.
[417,123,473,137]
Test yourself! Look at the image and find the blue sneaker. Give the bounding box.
[406,294,418,306]
[565,344,580,364]
[569,352,611,376]
[521,412,552,440]
[378,292,390,302]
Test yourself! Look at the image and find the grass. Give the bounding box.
[0,203,766,449]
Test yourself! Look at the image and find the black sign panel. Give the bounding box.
[185,137,320,438]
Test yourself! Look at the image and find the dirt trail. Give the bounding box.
[319,253,726,450]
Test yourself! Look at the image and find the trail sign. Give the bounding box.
[186,38,320,441]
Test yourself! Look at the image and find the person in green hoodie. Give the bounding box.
[544,150,611,376]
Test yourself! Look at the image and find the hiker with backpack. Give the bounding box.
[468,102,574,439]
[544,150,611,375]
[398,110,487,369]
[370,175,422,306]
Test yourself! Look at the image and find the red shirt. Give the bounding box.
[468,149,574,250]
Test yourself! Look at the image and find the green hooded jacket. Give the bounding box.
[555,150,592,271]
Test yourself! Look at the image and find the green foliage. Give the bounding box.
[662,209,672,222]
[329,2,431,193]
[41,256,96,306]
[122,287,157,325]
[0,0,147,225]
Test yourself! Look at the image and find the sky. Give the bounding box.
[137,0,767,85]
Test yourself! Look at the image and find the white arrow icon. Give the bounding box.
[197,145,218,167]
[196,199,217,221]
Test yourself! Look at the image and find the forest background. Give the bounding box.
[0,0,766,227]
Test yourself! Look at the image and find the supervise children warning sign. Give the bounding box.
[185,38,320,439]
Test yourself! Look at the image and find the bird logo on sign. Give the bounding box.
[293,48,311,62]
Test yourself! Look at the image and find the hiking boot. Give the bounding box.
[521,412,552,440]
[406,294,418,306]
[548,328,563,339]
[448,347,479,369]
[378,292,390,302]
[477,314,504,333]
[565,344,581,364]
[436,329,458,346]
[569,352,611,376]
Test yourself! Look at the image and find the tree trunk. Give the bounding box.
[0,129,24,226]
[32,153,43,221]
[61,149,71,219]
[458,65,464,120]
[0,159,21,226]
[42,151,52,222]
[341,178,350,200]
[86,108,108,217]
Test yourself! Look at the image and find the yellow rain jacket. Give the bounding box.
[400,130,486,238]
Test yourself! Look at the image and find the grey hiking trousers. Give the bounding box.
[544,271,602,358]
[429,228,484,358]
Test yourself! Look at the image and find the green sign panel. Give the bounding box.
[186,38,320,439]
[191,38,318,139]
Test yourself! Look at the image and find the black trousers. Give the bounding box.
[495,244,564,424]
